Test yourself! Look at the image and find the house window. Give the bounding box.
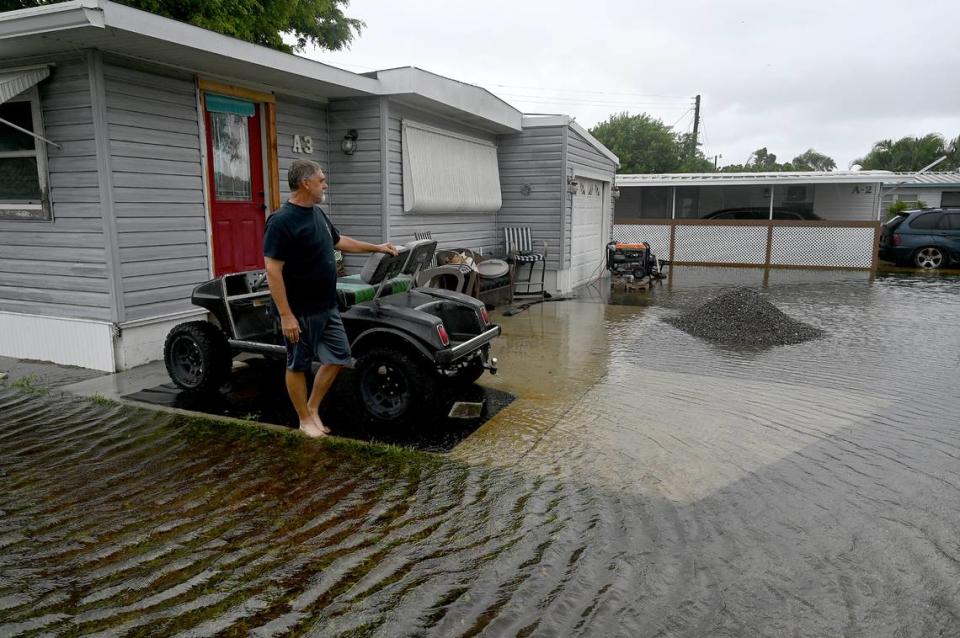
[0,87,50,221]
[880,193,922,211]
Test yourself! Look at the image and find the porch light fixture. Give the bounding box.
[611,186,621,199]
[566,176,579,195]
[341,129,359,155]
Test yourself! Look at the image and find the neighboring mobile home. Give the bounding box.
[0,0,618,371]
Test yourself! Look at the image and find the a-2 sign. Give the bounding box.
[292,134,314,154]
[851,185,874,194]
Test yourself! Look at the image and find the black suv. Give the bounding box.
[701,207,822,220]
[879,208,960,269]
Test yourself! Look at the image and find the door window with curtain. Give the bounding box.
[207,94,255,201]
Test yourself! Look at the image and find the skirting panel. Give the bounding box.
[771,226,876,268]
[0,312,115,371]
[674,225,768,264]
[116,310,207,370]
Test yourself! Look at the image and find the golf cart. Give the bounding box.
[163,239,501,426]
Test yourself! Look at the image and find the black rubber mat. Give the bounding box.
[124,358,513,453]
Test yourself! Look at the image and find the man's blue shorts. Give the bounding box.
[285,307,353,371]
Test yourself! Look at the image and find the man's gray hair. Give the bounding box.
[288,159,322,191]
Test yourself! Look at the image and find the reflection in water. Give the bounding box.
[3,268,960,636]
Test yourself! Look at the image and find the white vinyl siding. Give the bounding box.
[276,96,329,204]
[326,97,379,271]
[103,59,208,321]
[0,57,112,321]
[401,120,501,214]
[497,125,564,269]
[812,183,880,221]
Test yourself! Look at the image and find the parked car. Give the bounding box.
[701,207,822,221]
[879,208,960,269]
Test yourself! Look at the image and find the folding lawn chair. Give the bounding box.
[503,226,547,296]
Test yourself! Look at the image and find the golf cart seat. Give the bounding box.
[335,275,411,310]
[334,239,438,310]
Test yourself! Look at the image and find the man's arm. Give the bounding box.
[336,235,399,256]
[264,257,301,343]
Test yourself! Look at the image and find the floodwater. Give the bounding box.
[3,266,960,636]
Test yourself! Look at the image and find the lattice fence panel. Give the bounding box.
[612,224,671,257]
[673,225,768,264]
[771,226,876,268]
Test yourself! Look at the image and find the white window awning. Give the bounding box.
[0,66,50,105]
[402,120,502,213]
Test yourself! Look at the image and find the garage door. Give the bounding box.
[571,178,606,287]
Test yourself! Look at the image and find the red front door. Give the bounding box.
[205,99,265,276]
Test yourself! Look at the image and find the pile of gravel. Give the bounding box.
[665,288,823,346]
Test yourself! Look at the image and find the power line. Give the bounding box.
[502,95,693,110]
[669,108,693,129]
[483,83,692,100]
[497,91,692,106]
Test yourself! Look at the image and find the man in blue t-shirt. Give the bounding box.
[264,160,398,438]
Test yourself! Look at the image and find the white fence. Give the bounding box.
[613,220,880,270]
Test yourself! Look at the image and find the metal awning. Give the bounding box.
[0,65,49,104]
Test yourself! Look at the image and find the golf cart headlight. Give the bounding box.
[436,323,450,346]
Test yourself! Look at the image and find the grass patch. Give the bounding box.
[86,393,117,406]
[12,373,47,394]
[178,411,440,470]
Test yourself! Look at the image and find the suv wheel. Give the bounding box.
[914,246,946,269]
[163,321,232,393]
[353,346,438,425]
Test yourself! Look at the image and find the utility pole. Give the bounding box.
[691,94,701,156]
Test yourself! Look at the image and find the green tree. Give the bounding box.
[791,148,836,171]
[853,133,959,171]
[0,0,364,52]
[721,147,837,172]
[721,147,783,172]
[589,112,715,173]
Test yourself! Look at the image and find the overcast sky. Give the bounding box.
[308,0,959,170]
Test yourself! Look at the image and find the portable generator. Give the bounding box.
[605,242,664,281]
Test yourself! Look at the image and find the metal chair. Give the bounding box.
[503,226,547,295]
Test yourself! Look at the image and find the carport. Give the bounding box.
[613,171,893,270]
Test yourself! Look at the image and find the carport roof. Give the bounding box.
[888,172,960,188]
[616,171,897,187]
[0,0,523,132]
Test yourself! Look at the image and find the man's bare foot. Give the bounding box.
[299,420,327,438]
[309,413,331,435]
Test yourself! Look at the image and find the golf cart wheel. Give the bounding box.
[353,345,438,426]
[914,246,946,269]
[163,321,232,393]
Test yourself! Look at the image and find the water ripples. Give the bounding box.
[3,269,960,636]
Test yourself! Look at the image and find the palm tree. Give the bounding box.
[853,134,952,171]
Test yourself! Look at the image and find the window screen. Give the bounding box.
[0,92,50,220]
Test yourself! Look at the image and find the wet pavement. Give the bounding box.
[3,265,960,636]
